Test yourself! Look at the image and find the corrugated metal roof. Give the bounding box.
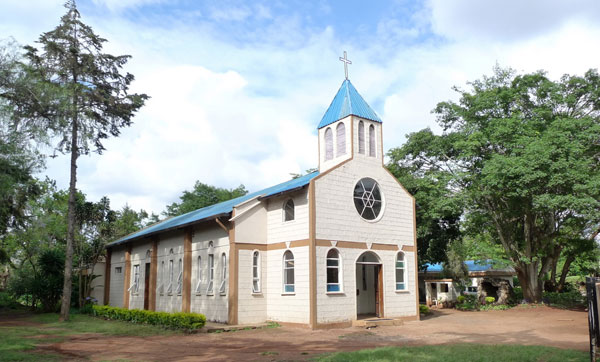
[107,171,319,247]
[423,260,513,273]
[317,79,382,129]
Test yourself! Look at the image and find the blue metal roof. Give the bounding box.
[108,171,319,247]
[317,79,382,129]
[423,260,500,273]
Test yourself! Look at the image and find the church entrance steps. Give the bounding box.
[352,318,403,328]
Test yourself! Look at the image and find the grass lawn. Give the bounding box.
[317,344,588,362]
[0,311,178,361]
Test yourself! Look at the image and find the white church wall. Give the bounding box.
[89,261,105,304]
[155,230,184,313]
[314,154,415,246]
[265,246,309,324]
[237,248,268,324]
[315,246,356,323]
[109,245,126,308]
[128,241,152,310]
[235,201,267,244]
[352,117,382,161]
[315,247,417,323]
[190,224,230,323]
[380,250,418,317]
[319,116,352,173]
[266,190,309,244]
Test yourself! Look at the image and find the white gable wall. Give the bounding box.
[266,190,309,244]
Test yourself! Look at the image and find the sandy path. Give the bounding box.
[37,306,589,361]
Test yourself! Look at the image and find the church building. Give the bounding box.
[103,58,419,328]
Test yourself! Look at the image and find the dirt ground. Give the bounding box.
[32,306,589,361]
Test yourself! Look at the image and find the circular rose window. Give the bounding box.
[353,178,383,220]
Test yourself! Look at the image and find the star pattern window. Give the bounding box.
[353,178,383,220]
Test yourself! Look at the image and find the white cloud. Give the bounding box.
[5,0,600,216]
[91,0,165,12]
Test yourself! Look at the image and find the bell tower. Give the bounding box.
[318,52,383,172]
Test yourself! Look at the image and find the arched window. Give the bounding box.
[283,199,295,222]
[176,258,183,295]
[396,252,406,290]
[324,127,333,161]
[326,249,341,292]
[252,251,261,293]
[358,121,365,154]
[195,256,202,294]
[219,253,227,294]
[283,250,295,293]
[336,122,346,156]
[167,249,174,294]
[159,261,165,294]
[369,125,376,157]
[207,253,214,294]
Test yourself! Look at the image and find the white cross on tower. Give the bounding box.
[339,51,352,80]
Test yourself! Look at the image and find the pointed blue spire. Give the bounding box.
[318,79,382,129]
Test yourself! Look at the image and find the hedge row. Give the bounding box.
[92,305,206,330]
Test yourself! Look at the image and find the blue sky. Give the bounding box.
[2,0,600,215]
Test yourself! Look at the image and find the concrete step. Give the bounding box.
[352,318,403,328]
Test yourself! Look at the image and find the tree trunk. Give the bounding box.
[557,254,575,292]
[516,262,543,303]
[59,116,78,322]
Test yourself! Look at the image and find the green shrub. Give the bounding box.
[510,286,523,304]
[0,291,20,309]
[480,304,512,311]
[456,295,466,304]
[485,296,495,304]
[456,302,477,311]
[419,304,431,315]
[542,291,585,309]
[91,305,206,330]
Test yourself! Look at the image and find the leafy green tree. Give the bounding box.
[0,39,44,246]
[165,182,247,217]
[1,2,148,320]
[394,66,600,302]
[387,146,463,268]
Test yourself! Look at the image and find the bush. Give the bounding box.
[510,286,523,304]
[542,291,585,309]
[485,296,495,305]
[91,305,206,331]
[0,291,20,309]
[419,304,431,315]
[456,293,479,311]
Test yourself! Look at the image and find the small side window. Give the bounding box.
[283,199,295,222]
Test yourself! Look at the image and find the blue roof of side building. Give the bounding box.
[317,79,382,129]
[423,260,507,273]
[107,171,319,247]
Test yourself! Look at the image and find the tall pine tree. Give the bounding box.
[2,1,148,320]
